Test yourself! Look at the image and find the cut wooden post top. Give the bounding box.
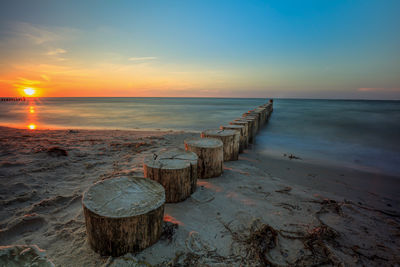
[184,137,223,148]
[220,125,245,130]
[242,112,260,117]
[234,118,253,122]
[246,111,260,116]
[230,120,248,124]
[202,129,238,137]
[82,177,165,218]
[144,149,198,170]
[242,114,258,119]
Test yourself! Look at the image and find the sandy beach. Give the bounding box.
[0,125,399,266]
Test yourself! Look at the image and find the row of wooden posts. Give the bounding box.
[82,100,274,256]
[1,97,27,101]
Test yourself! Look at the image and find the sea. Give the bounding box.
[1,97,399,177]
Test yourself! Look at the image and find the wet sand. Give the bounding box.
[0,126,399,266]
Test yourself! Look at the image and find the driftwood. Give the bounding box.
[184,138,223,178]
[143,149,198,203]
[201,129,240,161]
[82,177,165,256]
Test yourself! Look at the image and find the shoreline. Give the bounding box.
[0,126,399,266]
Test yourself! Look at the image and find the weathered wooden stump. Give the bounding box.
[242,113,260,133]
[241,114,258,137]
[259,105,269,123]
[229,120,250,148]
[143,149,198,203]
[234,118,255,143]
[201,129,240,161]
[254,107,267,125]
[220,124,246,153]
[266,102,273,113]
[82,177,165,256]
[251,109,265,127]
[258,103,272,121]
[244,112,261,132]
[184,138,223,178]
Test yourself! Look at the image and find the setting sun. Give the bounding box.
[28,123,36,130]
[24,88,36,96]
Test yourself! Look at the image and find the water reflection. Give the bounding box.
[26,98,38,130]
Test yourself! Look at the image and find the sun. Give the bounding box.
[24,88,36,96]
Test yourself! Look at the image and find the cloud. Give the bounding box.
[12,77,42,92]
[16,77,41,86]
[12,22,61,44]
[3,22,80,47]
[41,74,50,81]
[46,48,67,56]
[358,87,384,92]
[358,87,400,92]
[128,56,157,61]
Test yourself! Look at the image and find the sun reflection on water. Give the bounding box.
[26,98,39,130]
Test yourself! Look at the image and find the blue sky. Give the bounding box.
[0,0,399,98]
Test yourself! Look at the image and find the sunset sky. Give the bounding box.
[0,0,399,99]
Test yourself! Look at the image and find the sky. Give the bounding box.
[0,0,399,99]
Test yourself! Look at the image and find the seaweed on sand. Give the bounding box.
[245,223,279,266]
[292,225,342,266]
[218,212,342,267]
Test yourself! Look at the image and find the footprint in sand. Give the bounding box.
[0,244,54,267]
[185,231,216,255]
[0,214,47,245]
[27,194,81,214]
[190,186,215,203]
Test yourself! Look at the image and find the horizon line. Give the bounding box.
[1,96,399,101]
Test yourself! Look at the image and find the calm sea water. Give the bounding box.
[1,97,399,176]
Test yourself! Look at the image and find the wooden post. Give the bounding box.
[234,118,255,144]
[229,121,249,148]
[220,124,246,153]
[251,109,265,127]
[201,129,240,161]
[242,114,259,136]
[255,107,267,125]
[143,149,198,203]
[184,138,223,179]
[266,101,273,114]
[259,103,272,121]
[82,177,165,256]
